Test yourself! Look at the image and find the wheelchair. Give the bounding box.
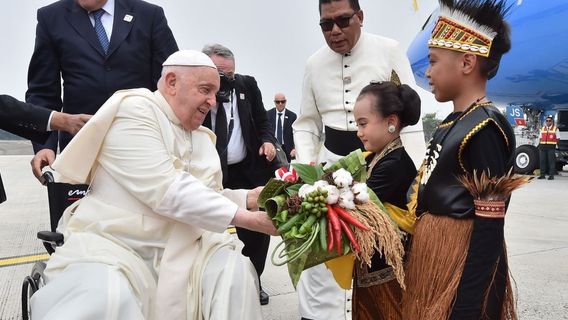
[21,171,88,320]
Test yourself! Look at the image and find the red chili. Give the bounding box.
[327,215,335,252]
[326,204,342,255]
[333,206,370,231]
[339,219,360,253]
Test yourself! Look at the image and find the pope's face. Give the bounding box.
[320,0,363,55]
[77,0,107,11]
[171,67,220,131]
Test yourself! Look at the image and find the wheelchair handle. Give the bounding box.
[41,171,55,185]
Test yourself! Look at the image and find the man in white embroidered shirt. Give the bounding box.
[30,50,277,320]
[292,0,426,319]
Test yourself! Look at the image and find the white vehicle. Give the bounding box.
[509,106,568,174]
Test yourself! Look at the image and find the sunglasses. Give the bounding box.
[274,100,287,104]
[319,11,358,32]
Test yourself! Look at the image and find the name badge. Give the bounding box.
[124,14,133,22]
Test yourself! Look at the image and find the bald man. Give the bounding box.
[267,93,297,161]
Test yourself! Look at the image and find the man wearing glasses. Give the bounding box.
[267,93,297,162]
[538,115,559,180]
[292,0,425,319]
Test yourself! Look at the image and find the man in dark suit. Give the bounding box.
[267,93,297,162]
[0,94,91,203]
[201,43,277,306]
[26,0,178,181]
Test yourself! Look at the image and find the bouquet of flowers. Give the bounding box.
[258,150,405,288]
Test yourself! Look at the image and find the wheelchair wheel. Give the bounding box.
[21,262,46,320]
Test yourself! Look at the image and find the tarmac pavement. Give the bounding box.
[0,140,567,319]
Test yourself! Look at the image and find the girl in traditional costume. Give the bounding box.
[352,81,420,319]
[402,0,521,319]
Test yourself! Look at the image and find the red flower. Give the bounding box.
[275,166,298,182]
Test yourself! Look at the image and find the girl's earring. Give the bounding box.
[388,124,396,134]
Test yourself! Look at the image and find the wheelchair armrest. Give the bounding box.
[37,231,64,246]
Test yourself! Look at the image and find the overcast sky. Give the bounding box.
[0,0,452,117]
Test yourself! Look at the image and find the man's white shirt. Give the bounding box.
[209,90,247,164]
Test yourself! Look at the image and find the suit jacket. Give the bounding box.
[26,0,178,152]
[0,95,51,143]
[267,107,297,160]
[203,74,277,186]
[0,94,53,203]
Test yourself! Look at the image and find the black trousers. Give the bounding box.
[539,144,556,176]
[226,160,271,288]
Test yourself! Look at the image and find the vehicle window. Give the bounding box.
[557,111,568,130]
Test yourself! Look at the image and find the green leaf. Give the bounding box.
[324,149,367,182]
[291,163,323,184]
[258,178,287,209]
[286,183,302,196]
[265,194,288,218]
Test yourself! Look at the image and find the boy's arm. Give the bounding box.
[451,124,510,319]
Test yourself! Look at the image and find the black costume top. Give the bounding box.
[413,102,516,319]
[416,102,515,218]
[356,146,416,287]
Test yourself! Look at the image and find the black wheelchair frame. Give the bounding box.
[21,172,88,320]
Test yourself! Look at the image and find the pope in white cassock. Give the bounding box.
[30,50,277,320]
[292,0,426,319]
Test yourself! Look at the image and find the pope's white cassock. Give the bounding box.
[292,32,427,319]
[30,88,262,320]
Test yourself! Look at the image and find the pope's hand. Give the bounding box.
[246,186,264,210]
[231,208,278,236]
[251,211,278,236]
[30,149,55,183]
[259,142,276,161]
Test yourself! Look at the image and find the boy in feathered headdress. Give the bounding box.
[403,0,519,319]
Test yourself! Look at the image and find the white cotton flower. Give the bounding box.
[323,185,340,205]
[351,183,367,195]
[339,188,356,209]
[339,188,355,202]
[298,184,315,199]
[339,199,356,210]
[352,183,370,203]
[355,191,370,203]
[333,168,353,188]
[313,180,329,189]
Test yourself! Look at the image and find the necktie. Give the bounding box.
[92,9,109,54]
[277,112,283,145]
[214,104,229,177]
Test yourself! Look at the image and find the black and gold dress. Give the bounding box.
[352,137,417,320]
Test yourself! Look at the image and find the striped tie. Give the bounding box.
[92,9,109,54]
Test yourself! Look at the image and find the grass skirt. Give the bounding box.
[401,213,516,320]
[352,279,402,320]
